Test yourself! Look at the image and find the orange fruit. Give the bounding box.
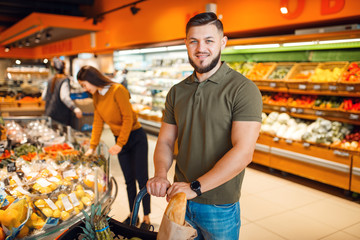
[16,225,29,238]
[0,227,5,240]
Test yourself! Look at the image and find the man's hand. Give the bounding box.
[85,148,94,156]
[109,144,122,155]
[166,182,197,202]
[147,176,171,197]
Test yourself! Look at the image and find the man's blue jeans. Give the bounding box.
[185,200,240,240]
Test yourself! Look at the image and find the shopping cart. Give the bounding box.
[56,187,157,240]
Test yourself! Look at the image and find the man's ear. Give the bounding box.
[221,36,228,50]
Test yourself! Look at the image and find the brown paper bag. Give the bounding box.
[157,215,197,240]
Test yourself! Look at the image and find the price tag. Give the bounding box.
[69,192,80,207]
[45,198,58,210]
[63,169,77,179]
[269,82,277,88]
[298,84,306,90]
[7,162,16,173]
[313,85,321,90]
[280,107,287,112]
[61,196,73,211]
[315,110,324,116]
[273,137,280,142]
[296,108,304,114]
[37,178,52,187]
[329,85,337,91]
[346,86,355,92]
[303,142,310,148]
[349,114,359,120]
[291,108,297,113]
[285,139,293,144]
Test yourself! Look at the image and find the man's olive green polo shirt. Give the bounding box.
[163,62,262,204]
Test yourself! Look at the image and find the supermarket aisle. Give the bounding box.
[105,126,360,240]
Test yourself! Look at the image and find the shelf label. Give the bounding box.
[7,162,16,172]
[303,142,310,148]
[285,139,293,144]
[298,84,306,90]
[346,86,355,92]
[329,85,337,91]
[333,150,349,157]
[313,85,321,90]
[280,107,287,112]
[269,82,277,88]
[273,137,280,142]
[296,108,304,114]
[315,110,324,116]
[349,114,359,120]
[290,107,297,113]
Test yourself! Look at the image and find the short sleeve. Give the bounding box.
[232,80,263,122]
[163,86,176,125]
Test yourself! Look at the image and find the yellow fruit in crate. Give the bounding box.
[1,208,19,228]
[40,169,50,177]
[42,208,53,218]
[57,194,67,200]
[9,179,17,186]
[16,225,29,238]
[83,178,94,189]
[55,200,64,211]
[76,184,84,191]
[77,202,84,211]
[73,207,80,215]
[81,196,91,206]
[32,183,41,191]
[33,219,45,229]
[49,183,57,191]
[75,189,85,199]
[63,180,72,186]
[30,212,39,221]
[53,209,61,218]
[34,199,46,209]
[60,211,70,221]
[39,187,52,194]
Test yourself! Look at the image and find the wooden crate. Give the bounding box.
[338,61,360,92]
[285,63,319,89]
[351,154,360,193]
[264,62,295,88]
[246,62,276,82]
[307,61,348,91]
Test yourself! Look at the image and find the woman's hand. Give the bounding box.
[109,144,122,155]
[85,148,94,156]
[74,107,83,118]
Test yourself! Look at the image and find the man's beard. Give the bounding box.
[188,51,221,74]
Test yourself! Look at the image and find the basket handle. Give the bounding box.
[130,187,148,226]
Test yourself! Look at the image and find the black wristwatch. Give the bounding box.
[190,180,202,196]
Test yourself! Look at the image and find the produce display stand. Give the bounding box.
[1,116,117,240]
[56,188,157,240]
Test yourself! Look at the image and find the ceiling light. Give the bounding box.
[140,47,167,53]
[130,5,140,15]
[15,60,21,65]
[280,7,288,14]
[233,44,280,50]
[283,41,316,47]
[25,38,30,46]
[4,46,10,52]
[167,45,187,51]
[318,38,360,44]
[43,59,49,64]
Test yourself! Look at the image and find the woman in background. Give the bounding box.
[76,65,151,229]
[43,58,82,125]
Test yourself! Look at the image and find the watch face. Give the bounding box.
[191,180,200,190]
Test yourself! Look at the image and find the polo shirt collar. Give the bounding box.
[185,61,229,84]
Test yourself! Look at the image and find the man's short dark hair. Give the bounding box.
[186,12,223,35]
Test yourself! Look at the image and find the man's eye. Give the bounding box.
[206,40,213,43]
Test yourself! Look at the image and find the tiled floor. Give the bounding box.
[52,127,360,239]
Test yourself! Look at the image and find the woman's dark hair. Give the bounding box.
[186,12,223,35]
[77,65,114,87]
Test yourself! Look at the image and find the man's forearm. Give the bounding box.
[154,141,174,178]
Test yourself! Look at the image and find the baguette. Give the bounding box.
[164,192,187,225]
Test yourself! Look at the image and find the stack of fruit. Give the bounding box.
[340,62,360,83]
[246,63,273,80]
[288,95,316,108]
[313,96,343,110]
[332,130,360,151]
[342,99,360,112]
[309,67,342,82]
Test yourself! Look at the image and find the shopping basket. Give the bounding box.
[56,187,157,240]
